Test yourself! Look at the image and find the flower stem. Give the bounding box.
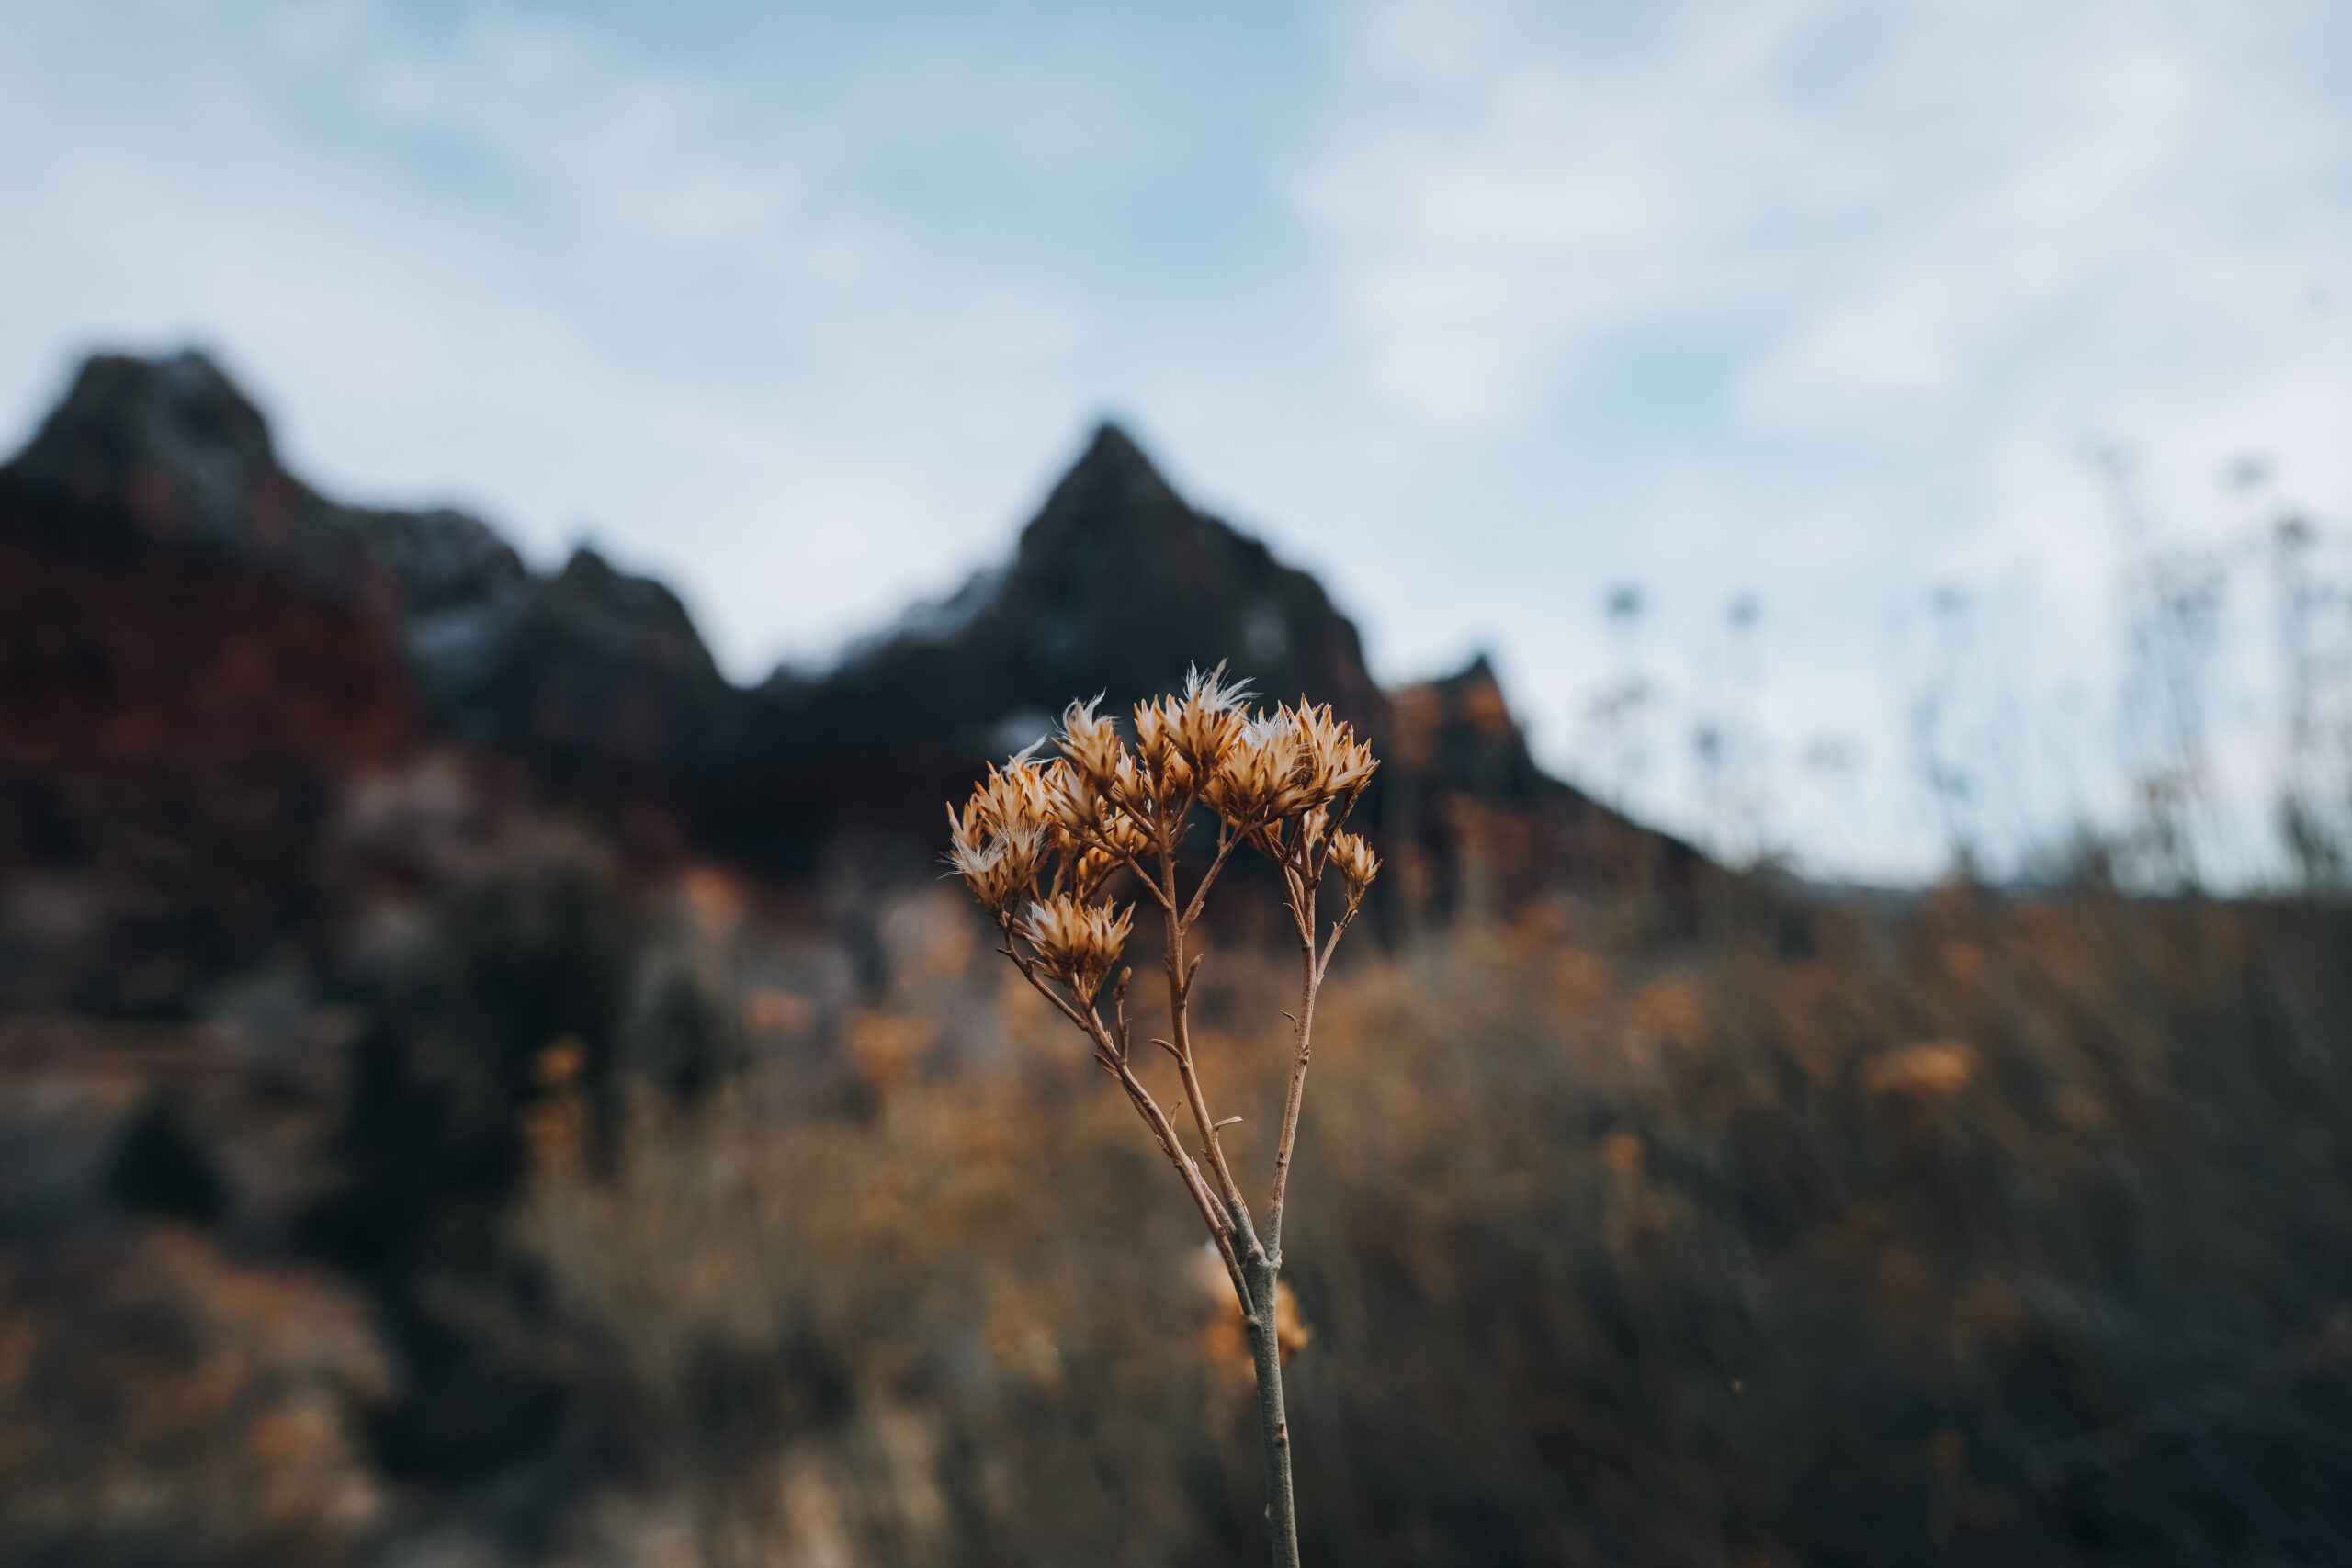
[1246,1254,1302,1568]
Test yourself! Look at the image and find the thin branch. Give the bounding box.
[1180,825,1247,929]
[1112,1058,1250,1302]
[1265,909,1324,1263]
[1281,859,1317,951]
[1001,944,1241,1279]
[1111,966,1134,1063]
[1113,845,1179,912]
[1175,1042,1264,1258]
[1155,813,1265,1261]
[999,943,1104,1041]
[1323,784,1364,850]
[1317,900,1362,980]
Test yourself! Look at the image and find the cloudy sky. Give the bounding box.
[5,0,2349,879]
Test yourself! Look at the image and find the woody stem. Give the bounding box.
[1159,827,1259,1255]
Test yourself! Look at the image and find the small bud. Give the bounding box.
[1330,830,1381,900]
[1299,806,1329,852]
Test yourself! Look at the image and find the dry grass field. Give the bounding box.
[6,866,2350,1567]
[495,879,2352,1564]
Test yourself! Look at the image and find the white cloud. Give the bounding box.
[1300,0,2352,436]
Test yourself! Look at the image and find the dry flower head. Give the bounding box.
[1016,894,1135,1004]
[948,663,1383,955]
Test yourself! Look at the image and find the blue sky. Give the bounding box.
[5,0,2350,880]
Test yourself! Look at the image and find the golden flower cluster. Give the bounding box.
[945,665,1381,1000]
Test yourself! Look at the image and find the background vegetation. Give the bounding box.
[9,852,2347,1566]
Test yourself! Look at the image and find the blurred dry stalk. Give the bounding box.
[487,875,2352,1566]
[944,664,1378,1567]
[0,1226,387,1565]
[512,1033,1255,1565]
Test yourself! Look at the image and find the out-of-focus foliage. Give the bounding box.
[0,1228,386,1567]
[497,886,2352,1565]
[5,873,2350,1565]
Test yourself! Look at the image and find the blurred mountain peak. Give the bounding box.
[1013,419,1218,579]
[0,349,737,774]
[1045,421,1173,513]
[1076,418,1154,472]
[6,348,282,542]
[773,416,1388,769]
[0,347,1707,911]
[22,347,272,462]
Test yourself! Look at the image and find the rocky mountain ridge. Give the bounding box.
[0,348,1703,919]
[2,351,744,775]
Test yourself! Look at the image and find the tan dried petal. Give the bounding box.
[1109,749,1164,818]
[1131,696,1175,765]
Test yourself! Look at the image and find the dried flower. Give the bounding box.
[1125,703,1195,811]
[945,753,1058,912]
[1057,694,1126,788]
[1016,895,1133,1003]
[944,669,1384,1567]
[945,814,1046,915]
[1204,710,1309,827]
[1066,845,1125,901]
[1290,702,1378,801]
[1170,660,1256,773]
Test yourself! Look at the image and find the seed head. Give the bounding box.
[1127,698,1200,809]
[1170,660,1255,773]
[971,751,1056,833]
[1017,895,1134,1003]
[1046,760,1096,828]
[1057,694,1126,788]
[1290,702,1378,800]
[1051,761,1153,863]
[1094,803,1155,863]
[1204,708,1317,828]
[946,752,1057,913]
[1108,743,1189,822]
[945,811,1047,914]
